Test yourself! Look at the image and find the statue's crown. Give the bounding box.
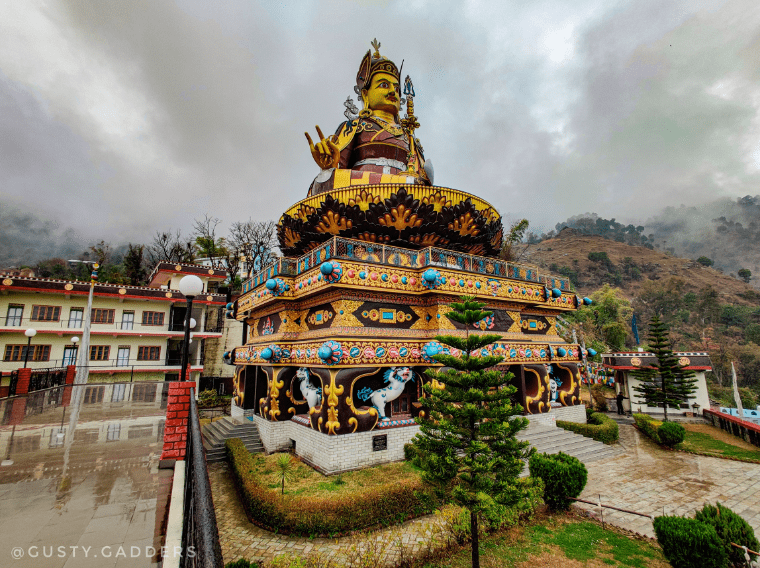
[355,39,400,93]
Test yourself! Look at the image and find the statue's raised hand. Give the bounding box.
[305,126,340,170]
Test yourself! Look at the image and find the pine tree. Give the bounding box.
[410,296,533,568]
[632,315,697,421]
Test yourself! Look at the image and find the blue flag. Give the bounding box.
[631,313,640,345]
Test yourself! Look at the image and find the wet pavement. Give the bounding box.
[576,422,760,537]
[0,384,173,567]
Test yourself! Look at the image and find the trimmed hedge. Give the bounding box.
[658,421,686,447]
[225,438,441,536]
[633,413,662,444]
[528,452,587,511]
[557,412,619,444]
[653,515,727,568]
[695,502,759,567]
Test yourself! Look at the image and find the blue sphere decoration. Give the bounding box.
[423,268,438,283]
[552,288,562,298]
[587,348,597,357]
[226,302,233,309]
[317,345,333,360]
[265,279,277,290]
[261,347,274,360]
[583,297,593,305]
[320,261,334,275]
[359,271,367,279]
[557,347,567,357]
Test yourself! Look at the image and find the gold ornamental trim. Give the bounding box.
[175,265,182,271]
[630,357,641,367]
[2,279,12,286]
[678,356,690,367]
[281,185,501,224]
[64,283,74,291]
[119,288,127,295]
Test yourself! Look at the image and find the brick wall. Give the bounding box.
[160,381,196,461]
[551,404,587,424]
[252,415,420,475]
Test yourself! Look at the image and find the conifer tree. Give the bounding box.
[410,296,533,568]
[632,314,697,421]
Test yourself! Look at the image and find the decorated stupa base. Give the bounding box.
[225,41,596,471]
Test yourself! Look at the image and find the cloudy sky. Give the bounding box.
[2,0,759,254]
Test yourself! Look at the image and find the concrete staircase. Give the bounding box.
[201,417,264,462]
[517,424,619,465]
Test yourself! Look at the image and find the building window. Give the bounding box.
[107,423,121,442]
[83,386,104,404]
[133,383,157,402]
[68,308,83,328]
[4,344,51,362]
[62,345,78,366]
[91,309,115,324]
[142,311,165,326]
[120,311,134,330]
[31,305,61,322]
[137,346,160,361]
[90,345,110,361]
[5,305,23,326]
[116,347,130,367]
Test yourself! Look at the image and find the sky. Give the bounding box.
[2,0,760,256]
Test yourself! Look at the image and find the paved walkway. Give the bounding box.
[576,423,760,537]
[211,423,760,565]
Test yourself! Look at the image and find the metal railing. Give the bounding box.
[182,388,224,567]
[1,318,225,334]
[242,235,572,294]
[8,370,18,396]
[28,367,67,392]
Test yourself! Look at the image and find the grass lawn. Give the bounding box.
[421,514,668,568]
[678,422,760,461]
[252,453,421,496]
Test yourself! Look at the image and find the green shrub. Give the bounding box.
[695,502,759,566]
[198,388,220,408]
[590,385,609,412]
[403,442,417,461]
[658,421,686,447]
[633,413,661,444]
[225,438,441,536]
[653,515,727,568]
[225,560,260,568]
[557,413,619,444]
[528,452,587,511]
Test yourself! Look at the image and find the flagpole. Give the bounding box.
[74,263,98,386]
[732,362,744,421]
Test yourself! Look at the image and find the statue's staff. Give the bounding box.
[401,76,422,178]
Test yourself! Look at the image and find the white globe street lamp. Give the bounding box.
[23,328,37,368]
[178,275,204,381]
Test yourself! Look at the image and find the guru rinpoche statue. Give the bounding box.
[305,39,433,196]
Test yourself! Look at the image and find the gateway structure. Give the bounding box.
[227,41,592,473]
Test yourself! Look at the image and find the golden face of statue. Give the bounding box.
[363,72,401,117]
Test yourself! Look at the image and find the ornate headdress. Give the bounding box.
[355,38,400,95]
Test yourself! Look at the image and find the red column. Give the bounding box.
[61,365,76,406]
[160,381,196,465]
[15,368,32,396]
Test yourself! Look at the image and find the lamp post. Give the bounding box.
[178,275,203,382]
[70,336,79,366]
[23,328,37,368]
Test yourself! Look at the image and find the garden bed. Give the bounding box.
[225,438,441,536]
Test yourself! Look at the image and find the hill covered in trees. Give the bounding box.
[522,232,760,408]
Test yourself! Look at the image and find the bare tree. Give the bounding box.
[192,215,228,271]
[228,219,277,278]
[146,230,195,265]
